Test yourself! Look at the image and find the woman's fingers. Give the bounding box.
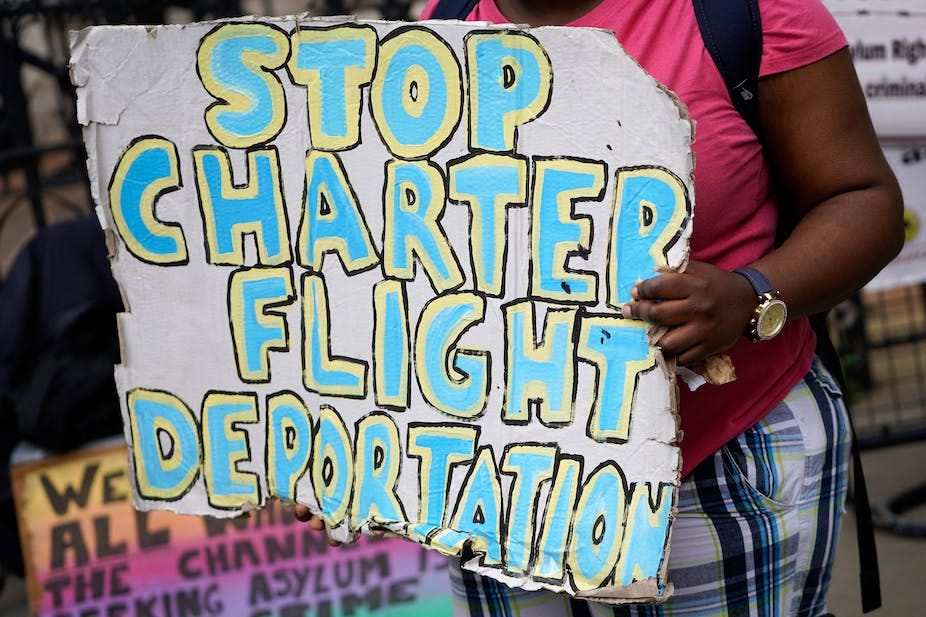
[292,505,330,535]
[292,506,343,546]
[653,323,710,362]
[622,268,709,321]
[623,297,689,326]
[620,262,757,365]
[633,271,702,301]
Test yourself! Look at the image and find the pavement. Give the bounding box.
[828,441,926,617]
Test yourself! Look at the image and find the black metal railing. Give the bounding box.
[836,285,926,537]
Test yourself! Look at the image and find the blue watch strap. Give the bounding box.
[733,266,777,297]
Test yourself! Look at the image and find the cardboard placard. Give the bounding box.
[72,15,692,601]
[12,443,452,617]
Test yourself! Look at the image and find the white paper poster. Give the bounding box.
[826,3,926,137]
[866,144,926,291]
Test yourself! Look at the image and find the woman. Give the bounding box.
[299,0,905,614]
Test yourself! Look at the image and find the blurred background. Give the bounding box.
[1,1,925,615]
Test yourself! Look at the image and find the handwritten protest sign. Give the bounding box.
[12,443,451,617]
[71,15,693,602]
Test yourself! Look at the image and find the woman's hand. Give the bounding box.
[621,261,757,366]
[293,505,342,546]
[624,49,905,368]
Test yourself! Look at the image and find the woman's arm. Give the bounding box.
[753,48,904,315]
[622,48,904,366]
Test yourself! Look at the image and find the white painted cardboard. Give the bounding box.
[71,15,693,602]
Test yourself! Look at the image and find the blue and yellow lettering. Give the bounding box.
[567,463,627,590]
[384,160,464,294]
[415,293,489,419]
[406,424,478,541]
[127,389,200,501]
[373,280,410,410]
[614,483,674,589]
[202,392,262,510]
[577,317,655,443]
[108,136,187,265]
[312,406,354,526]
[465,31,552,152]
[267,392,313,503]
[371,27,462,160]
[301,273,367,398]
[503,301,577,425]
[442,447,504,565]
[197,23,289,149]
[533,456,582,582]
[288,25,377,152]
[608,167,691,308]
[194,146,291,266]
[351,413,407,526]
[530,158,605,303]
[447,153,527,296]
[298,151,378,273]
[228,267,295,382]
[501,444,557,573]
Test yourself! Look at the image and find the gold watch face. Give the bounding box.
[756,299,788,340]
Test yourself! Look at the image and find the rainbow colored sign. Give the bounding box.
[12,444,451,617]
[71,16,693,602]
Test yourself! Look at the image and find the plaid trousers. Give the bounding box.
[450,360,850,617]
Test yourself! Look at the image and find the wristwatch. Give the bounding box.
[732,266,788,342]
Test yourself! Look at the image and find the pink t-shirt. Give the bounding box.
[421,0,847,475]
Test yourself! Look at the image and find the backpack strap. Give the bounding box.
[816,313,882,613]
[691,0,762,135]
[430,0,480,19]
[850,401,883,613]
